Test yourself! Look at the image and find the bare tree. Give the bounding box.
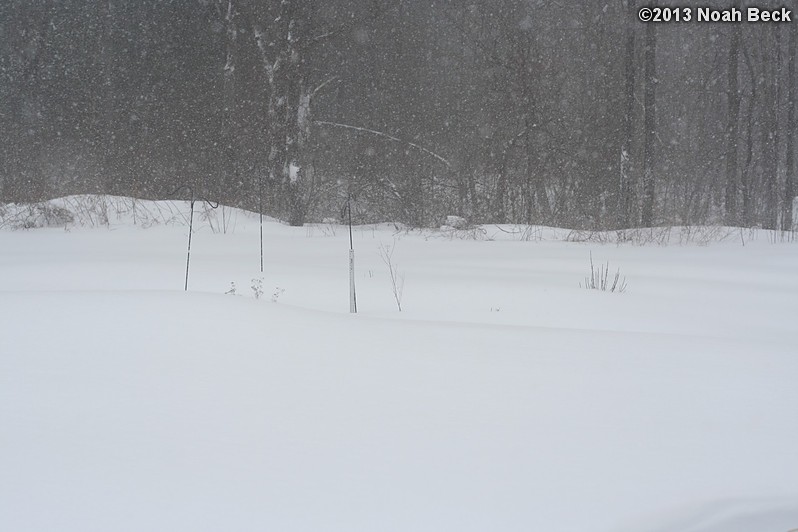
[725,12,741,225]
[251,0,318,226]
[761,29,779,230]
[640,22,657,227]
[783,0,796,230]
[619,0,637,229]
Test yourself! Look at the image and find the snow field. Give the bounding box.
[1,198,797,531]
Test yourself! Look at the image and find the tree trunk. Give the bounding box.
[761,31,779,230]
[98,0,116,195]
[784,1,796,230]
[724,17,740,225]
[640,22,657,227]
[219,0,239,206]
[256,0,313,226]
[741,47,757,226]
[619,0,636,229]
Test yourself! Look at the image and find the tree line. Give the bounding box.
[0,0,795,230]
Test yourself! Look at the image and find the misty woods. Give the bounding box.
[1,0,796,230]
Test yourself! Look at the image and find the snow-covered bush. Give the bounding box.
[251,278,264,300]
[2,203,75,229]
[442,215,469,229]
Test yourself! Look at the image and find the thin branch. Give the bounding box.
[253,26,277,85]
[314,120,451,167]
[311,30,336,42]
[312,76,339,97]
[306,1,402,46]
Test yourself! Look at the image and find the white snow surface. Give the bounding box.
[1,196,797,532]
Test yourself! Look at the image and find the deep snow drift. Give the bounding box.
[1,196,796,532]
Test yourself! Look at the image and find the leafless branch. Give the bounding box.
[315,121,450,167]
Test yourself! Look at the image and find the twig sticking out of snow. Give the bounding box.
[581,252,627,293]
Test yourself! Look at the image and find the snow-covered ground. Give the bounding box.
[1,196,796,532]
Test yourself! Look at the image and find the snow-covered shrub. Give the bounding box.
[10,203,75,229]
[442,215,469,229]
[438,215,491,241]
[251,278,264,300]
[271,287,285,303]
